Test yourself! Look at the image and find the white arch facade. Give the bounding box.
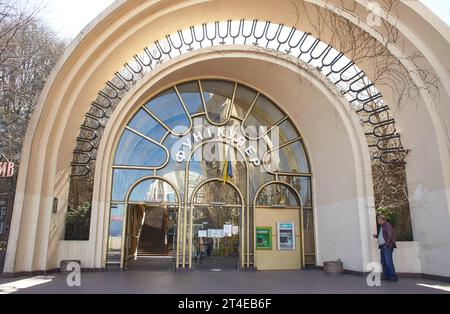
[3,0,450,278]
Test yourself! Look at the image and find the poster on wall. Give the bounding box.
[278,222,295,251]
[198,230,207,238]
[208,229,224,238]
[256,227,272,250]
[223,224,232,237]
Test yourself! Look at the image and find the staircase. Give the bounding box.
[137,224,167,256]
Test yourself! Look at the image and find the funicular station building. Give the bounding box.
[1,0,450,280]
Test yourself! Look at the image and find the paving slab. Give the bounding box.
[0,270,449,294]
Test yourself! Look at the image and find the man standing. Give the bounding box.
[374,215,398,281]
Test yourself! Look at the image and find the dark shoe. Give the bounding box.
[381,276,390,281]
[388,277,398,282]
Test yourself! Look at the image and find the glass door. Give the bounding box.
[192,205,241,271]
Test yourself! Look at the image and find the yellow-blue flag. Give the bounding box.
[223,146,233,183]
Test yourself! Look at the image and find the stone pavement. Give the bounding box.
[0,270,449,294]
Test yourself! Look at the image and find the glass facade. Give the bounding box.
[107,79,315,270]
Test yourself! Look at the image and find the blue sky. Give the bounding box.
[30,0,449,39]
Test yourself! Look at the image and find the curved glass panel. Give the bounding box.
[299,177,312,207]
[112,169,152,202]
[256,183,300,207]
[264,140,309,174]
[129,179,178,203]
[249,163,275,200]
[114,129,167,167]
[144,88,190,132]
[188,142,247,203]
[270,119,300,144]
[243,95,284,138]
[281,176,312,207]
[157,135,187,200]
[232,84,258,119]
[177,81,204,115]
[128,109,167,143]
[201,80,235,124]
[193,181,242,205]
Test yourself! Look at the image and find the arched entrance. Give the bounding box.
[190,179,243,271]
[106,78,314,271]
[254,182,304,270]
[106,176,181,271]
[6,0,450,279]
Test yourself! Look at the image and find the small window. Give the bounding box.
[129,179,177,204]
[114,129,167,167]
[256,183,300,207]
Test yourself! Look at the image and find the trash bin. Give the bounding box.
[323,259,344,275]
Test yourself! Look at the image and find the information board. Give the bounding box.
[256,227,272,250]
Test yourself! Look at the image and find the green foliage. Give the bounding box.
[376,206,397,226]
[0,240,7,252]
[64,202,91,240]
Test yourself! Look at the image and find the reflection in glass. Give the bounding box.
[188,142,247,203]
[129,179,178,204]
[244,95,284,138]
[264,140,309,174]
[280,176,312,208]
[114,129,167,167]
[128,109,167,143]
[145,88,190,132]
[157,135,187,200]
[112,169,152,202]
[192,206,240,270]
[300,177,312,207]
[193,181,242,205]
[177,81,204,115]
[201,80,234,124]
[249,163,275,200]
[303,209,316,264]
[232,85,258,119]
[256,184,299,207]
[107,204,125,264]
[270,119,299,144]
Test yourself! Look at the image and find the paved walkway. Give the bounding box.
[0,270,449,294]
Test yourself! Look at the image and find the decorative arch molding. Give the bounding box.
[71,19,407,179]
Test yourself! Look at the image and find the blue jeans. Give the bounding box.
[380,246,397,279]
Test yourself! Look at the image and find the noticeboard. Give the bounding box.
[256,227,272,250]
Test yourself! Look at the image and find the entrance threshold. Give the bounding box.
[126,255,175,272]
[136,256,174,259]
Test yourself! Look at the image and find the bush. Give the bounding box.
[64,202,91,240]
[376,206,397,226]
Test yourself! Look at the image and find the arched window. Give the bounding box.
[255,183,301,208]
[128,178,178,204]
[105,79,315,269]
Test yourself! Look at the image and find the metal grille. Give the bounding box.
[71,20,406,177]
